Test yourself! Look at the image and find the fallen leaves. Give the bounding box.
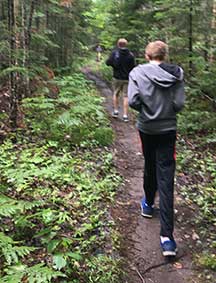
[173,262,183,269]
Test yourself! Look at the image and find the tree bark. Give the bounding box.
[8,0,18,129]
[22,0,35,97]
[188,0,193,75]
[1,1,6,20]
[210,0,216,62]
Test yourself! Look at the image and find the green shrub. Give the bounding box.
[93,127,114,146]
[86,255,122,283]
[198,253,216,271]
[178,103,216,135]
[23,73,113,146]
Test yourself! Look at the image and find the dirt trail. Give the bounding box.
[84,68,200,283]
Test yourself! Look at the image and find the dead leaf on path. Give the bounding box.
[173,262,183,269]
[116,200,131,206]
[184,234,190,239]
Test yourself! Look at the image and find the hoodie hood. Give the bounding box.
[159,62,182,79]
[135,63,183,88]
[115,48,132,58]
[118,48,130,55]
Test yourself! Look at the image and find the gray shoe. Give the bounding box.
[112,110,119,118]
[123,115,129,122]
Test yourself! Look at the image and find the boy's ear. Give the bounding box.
[145,54,150,61]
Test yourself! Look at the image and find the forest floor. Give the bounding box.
[84,67,209,283]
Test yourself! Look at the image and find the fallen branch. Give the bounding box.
[135,267,146,283]
[141,253,185,275]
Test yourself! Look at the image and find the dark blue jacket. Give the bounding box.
[106,48,135,80]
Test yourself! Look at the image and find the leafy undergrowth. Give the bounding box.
[176,90,216,281]
[22,73,113,146]
[84,54,113,84]
[0,74,123,282]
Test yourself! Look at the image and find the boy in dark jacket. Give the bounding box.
[128,41,185,256]
[106,38,135,122]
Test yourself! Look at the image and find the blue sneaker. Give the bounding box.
[160,239,177,257]
[140,198,154,218]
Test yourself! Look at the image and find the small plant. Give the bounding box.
[0,232,36,265]
[198,253,216,271]
[1,263,66,283]
[86,255,122,283]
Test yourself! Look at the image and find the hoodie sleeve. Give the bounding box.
[172,80,185,112]
[129,53,136,71]
[128,70,142,111]
[106,50,119,68]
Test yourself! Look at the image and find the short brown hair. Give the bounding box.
[145,41,168,60]
[117,38,128,48]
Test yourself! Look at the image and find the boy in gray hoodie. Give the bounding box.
[128,41,185,256]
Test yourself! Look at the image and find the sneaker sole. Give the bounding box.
[140,204,153,218]
[141,212,153,218]
[162,248,178,257]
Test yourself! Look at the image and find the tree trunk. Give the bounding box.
[8,0,18,129]
[188,0,193,75]
[210,0,216,62]
[22,0,35,97]
[21,0,29,97]
[1,1,6,20]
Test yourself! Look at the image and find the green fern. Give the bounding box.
[23,96,56,111]
[0,66,28,77]
[0,232,36,265]
[0,194,43,217]
[57,95,74,105]
[2,263,66,283]
[56,111,83,128]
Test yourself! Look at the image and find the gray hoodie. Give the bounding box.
[128,62,185,134]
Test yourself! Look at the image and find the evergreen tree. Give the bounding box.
[0,0,93,127]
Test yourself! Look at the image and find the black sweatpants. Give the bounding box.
[139,131,176,239]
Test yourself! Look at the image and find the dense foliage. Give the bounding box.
[0,74,122,282]
[0,0,215,281]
